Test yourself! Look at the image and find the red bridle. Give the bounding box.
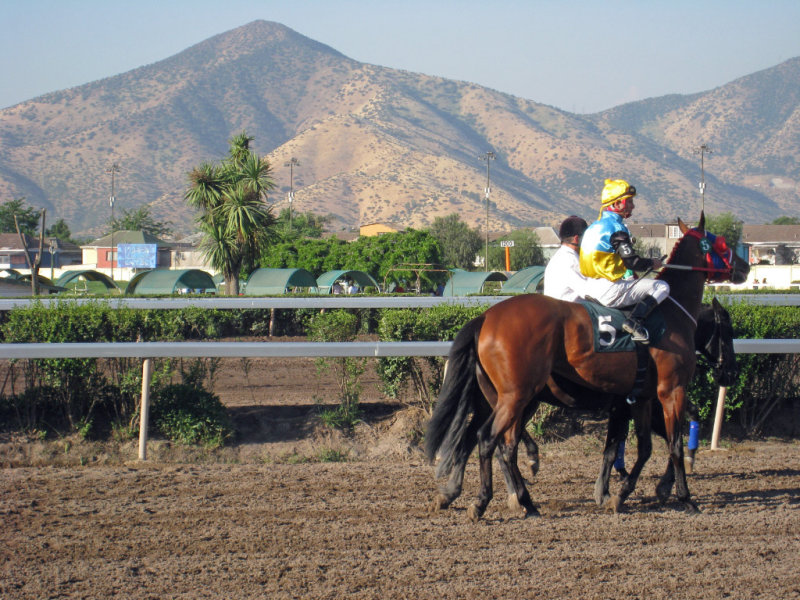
[679,229,734,281]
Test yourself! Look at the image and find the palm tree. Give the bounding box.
[185,132,277,295]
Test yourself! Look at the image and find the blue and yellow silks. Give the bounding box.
[579,211,630,281]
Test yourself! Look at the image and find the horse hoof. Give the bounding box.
[528,459,540,479]
[656,484,671,505]
[595,493,610,508]
[429,494,449,514]
[507,494,539,518]
[612,494,626,514]
[684,457,695,474]
[683,500,701,514]
[467,504,483,523]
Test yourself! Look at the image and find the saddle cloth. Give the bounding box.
[579,300,666,353]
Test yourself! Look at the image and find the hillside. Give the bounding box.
[0,20,796,238]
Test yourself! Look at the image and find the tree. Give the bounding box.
[110,205,173,238]
[275,208,330,239]
[15,209,46,296]
[45,218,74,242]
[705,212,743,251]
[258,229,443,290]
[771,216,800,225]
[0,198,39,236]
[185,131,277,295]
[429,214,483,269]
[487,229,545,271]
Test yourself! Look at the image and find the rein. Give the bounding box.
[661,263,732,276]
[667,296,697,328]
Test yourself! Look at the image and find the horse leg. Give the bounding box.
[468,413,499,522]
[651,403,676,504]
[656,459,675,505]
[668,427,699,513]
[469,403,535,522]
[595,403,630,507]
[612,398,653,513]
[659,390,700,513]
[497,436,539,517]
[520,429,540,479]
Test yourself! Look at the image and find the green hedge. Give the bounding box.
[2,299,797,442]
[0,300,271,442]
[699,302,800,435]
[376,303,488,412]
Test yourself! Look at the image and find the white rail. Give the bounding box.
[0,338,796,360]
[1,330,797,461]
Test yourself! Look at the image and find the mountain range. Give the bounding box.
[0,20,797,238]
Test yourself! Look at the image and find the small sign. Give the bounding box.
[499,240,514,247]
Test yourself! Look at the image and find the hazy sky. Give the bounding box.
[2,0,799,113]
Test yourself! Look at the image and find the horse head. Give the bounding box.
[696,297,738,386]
[676,212,750,285]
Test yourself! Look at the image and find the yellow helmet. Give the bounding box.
[601,178,636,208]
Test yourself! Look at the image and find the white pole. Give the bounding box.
[138,358,153,460]
[710,386,727,450]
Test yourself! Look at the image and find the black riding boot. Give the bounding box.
[622,296,659,344]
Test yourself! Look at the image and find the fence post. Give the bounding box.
[710,386,727,450]
[139,358,153,460]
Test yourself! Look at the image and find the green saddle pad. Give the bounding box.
[579,300,666,353]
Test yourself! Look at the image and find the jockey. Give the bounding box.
[579,179,670,343]
[543,215,589,302]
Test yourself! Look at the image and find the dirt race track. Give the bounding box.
[1,356,800,599]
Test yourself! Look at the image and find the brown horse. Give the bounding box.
[511,298,737,507]
[425,214,749,520]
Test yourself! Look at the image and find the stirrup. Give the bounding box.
[622,319,649,344]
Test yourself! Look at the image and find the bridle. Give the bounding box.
[677,228,735,282]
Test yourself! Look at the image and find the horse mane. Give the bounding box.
[657,227,697,281]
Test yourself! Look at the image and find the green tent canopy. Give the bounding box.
[316,270,380,294]
[125,269,216,295]
[501,266,546,294]
[441,271,508,296]
[244,268,318,295]
[55,270,121,293]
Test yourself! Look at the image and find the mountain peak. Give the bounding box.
[0,22,796,236]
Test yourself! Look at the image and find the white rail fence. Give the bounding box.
[0,338,797,460]
[1,295,798,459]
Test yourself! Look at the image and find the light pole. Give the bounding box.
[695,144,712,212]
[284,157,300,230]
[480,151,495,271]
[49,239,56,282]
[107,163,120,281]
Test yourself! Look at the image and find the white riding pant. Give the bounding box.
[583,276,670,309]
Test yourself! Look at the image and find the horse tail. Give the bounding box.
[425,315,485,479]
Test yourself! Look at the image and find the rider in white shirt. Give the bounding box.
[543,216,589,301]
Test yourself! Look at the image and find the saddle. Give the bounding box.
[579,299,665,403]
[579,300,666,353]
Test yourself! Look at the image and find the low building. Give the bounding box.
[741,224,800,265]
[359,222,404,237]
[81,230,172,281]
[0,233,82,273]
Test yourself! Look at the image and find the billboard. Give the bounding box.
[117,244,157,269]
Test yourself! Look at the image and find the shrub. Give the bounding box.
[151,384,232,448]
[307,310,365,429]
[376,303,487,413]
[724,303,800,434]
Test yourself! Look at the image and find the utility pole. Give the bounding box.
[695,144,713,212]
[284,157,300,230]
[480,151,495,271]
[107,163,120,281]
